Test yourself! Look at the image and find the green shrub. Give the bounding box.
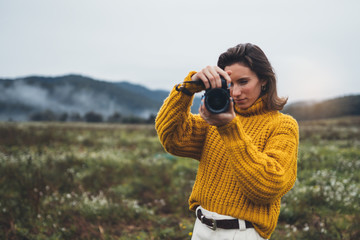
[0,118,359,239]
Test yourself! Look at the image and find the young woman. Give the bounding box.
[155,43,299,240]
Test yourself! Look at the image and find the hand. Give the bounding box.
[199,97,236,127]
[191,66,231,89]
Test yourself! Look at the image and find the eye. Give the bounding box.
[239,80,248,85]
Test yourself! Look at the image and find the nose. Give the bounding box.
[231,85,242,97]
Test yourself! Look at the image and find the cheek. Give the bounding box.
[249,83,261,95]
[240,86,250,94]
[253,86,262,99]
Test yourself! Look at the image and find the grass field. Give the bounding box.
[0,117,359,239]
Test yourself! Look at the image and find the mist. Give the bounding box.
[0,76,160,121]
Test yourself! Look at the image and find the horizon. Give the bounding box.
[1,73,359,104]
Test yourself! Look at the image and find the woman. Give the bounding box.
[155,43,299,240]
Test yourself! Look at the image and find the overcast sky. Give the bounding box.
[1,0,359,102]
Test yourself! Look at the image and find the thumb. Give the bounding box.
[229,97,235,114]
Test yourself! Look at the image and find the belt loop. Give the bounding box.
[195,206,201,218]
[238,219,246,231]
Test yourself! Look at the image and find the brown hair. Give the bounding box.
[217,43,287,111]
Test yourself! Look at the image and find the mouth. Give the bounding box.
[234,99,246,104]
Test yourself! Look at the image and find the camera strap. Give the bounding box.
[175,80,203,96]
[175,83,193,96]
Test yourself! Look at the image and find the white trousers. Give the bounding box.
[191,206,267,240]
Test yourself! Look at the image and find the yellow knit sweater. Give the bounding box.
[155,72,299,239]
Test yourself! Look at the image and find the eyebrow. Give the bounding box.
[234,77,251,82]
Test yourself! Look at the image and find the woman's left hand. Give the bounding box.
[199,97,236,127]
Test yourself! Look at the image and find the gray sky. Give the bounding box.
[1,0,359,102]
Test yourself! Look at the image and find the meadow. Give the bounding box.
[0,116,359,239]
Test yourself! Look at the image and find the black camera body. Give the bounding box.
[204,76,230,114]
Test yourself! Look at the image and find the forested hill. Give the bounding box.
[0,75,171,122]
[282,94,360,121]
[0,74,359,122]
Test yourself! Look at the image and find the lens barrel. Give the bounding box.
[204,77,230,114]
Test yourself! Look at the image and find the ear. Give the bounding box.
[261,80,268,91]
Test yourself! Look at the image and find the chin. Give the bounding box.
[236,104,250,110]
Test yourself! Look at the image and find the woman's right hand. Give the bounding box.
[191,66,232,89]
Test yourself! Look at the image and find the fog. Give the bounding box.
[0,79,155,121]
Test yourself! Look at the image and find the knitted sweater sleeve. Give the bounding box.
[217,115,299,204]
[155,72,208,160]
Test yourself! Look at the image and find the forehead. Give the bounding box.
[224,63,257,79]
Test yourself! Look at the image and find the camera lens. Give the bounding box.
[205,89,229,113]
[203,76,230,114]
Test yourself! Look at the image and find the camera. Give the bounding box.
[203,76,230,114]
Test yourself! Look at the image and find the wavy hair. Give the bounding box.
[217,43,287,111]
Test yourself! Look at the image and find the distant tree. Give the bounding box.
[29,110,57,121]
[107,112,122,123]
[84,111,103,122]
[146,114,156,124]
[58,113,68,122]
[69,112,83,122]
[122,115,146,124]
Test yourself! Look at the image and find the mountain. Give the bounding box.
[1,74,358,122]
[0,75,172,121]
[282,94,360,121]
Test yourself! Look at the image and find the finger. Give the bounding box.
[191,72,200,81]
[196,72,211,89]
[201,68,213,89]
[216,66,232,86]
[202,68,217,89]
[203,66,219,89]
[207,66,222,88]
[225,70,232,87]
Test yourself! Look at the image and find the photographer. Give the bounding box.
[155,43,299,240]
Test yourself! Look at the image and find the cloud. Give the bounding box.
[0,0,359,102]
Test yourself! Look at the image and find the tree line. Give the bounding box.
[283,94,360,121]
[28,110,156,124]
